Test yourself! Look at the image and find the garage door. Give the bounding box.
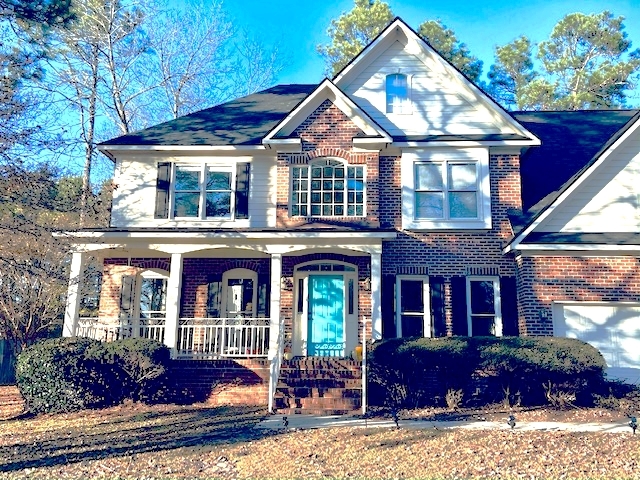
[553,302,640,382]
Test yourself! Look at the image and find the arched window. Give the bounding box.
[386,73,410,113]
[291,158,365,217]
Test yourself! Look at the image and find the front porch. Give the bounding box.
[60,230,393,412]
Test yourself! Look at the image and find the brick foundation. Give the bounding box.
[169,359,270,406]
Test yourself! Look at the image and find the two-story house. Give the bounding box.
[61,18,640,412]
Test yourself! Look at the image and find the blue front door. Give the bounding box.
[308,275,345,357]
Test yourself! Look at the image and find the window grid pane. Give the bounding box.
[291,162,365,217]
[174,167,201,217]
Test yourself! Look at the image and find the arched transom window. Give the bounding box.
[291,158,365,217]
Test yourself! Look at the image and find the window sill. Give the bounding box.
[402,217,492,230]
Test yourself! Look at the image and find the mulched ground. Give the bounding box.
[1,386,639,479]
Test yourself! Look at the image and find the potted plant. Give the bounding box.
[283,345,293,361]
[353,345,363,361]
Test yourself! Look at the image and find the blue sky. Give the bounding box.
[221,0,640,86]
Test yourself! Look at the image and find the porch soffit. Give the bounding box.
[66,233,393,256]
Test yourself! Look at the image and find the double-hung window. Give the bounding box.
[291,158,365,217]
[174,165,233,218]
[467,277,502,336]
[155,162,250,220]
[402,149,491,230]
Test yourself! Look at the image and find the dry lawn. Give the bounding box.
[0,386,639,479]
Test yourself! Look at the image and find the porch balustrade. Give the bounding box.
[176,318,270,359]
[74,316,270,359]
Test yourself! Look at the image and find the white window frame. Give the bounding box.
[290,158,366,218]
[222,268,258,318]
[402,148,492,230]
[171,163,236,220]
[136,269,169,319]
[466,276,502,337]
[395,275,431,338]
[386,73,413,114]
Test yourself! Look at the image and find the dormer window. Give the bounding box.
[386,73,410,114]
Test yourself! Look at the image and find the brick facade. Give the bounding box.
[516,255,640,335]
[379,153,522,333]
[276,100,380,228]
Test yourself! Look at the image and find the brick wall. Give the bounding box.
[276,100,380,228]
[517,255,640,335]
[380,153,522,333]
[169,359,270,406]
[180,258,270,318]
[99,258,171,321]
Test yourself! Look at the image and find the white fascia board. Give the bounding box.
[263,79,391,142]
[98,145,267,153]
[57,230,398,241]
[506,116,640,254]
[352,138,391,150]
[394,140,538,148]
[514,243,640,257]
[262,138,302,152]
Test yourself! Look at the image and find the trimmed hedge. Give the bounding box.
[16,337,171,414]
[368,336,607,409]
[104,337,171,403]
[16,337,123,413]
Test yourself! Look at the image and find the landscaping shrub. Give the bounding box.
[104,338,171,403]
[16,337,172,414]
[16,337,124,413]
[476,337,607,406]
[367,336,607,409]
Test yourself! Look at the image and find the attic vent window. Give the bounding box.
[386,73,410,114]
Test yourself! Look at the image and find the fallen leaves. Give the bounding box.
[0,386,639,479]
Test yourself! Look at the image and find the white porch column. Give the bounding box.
[164,253,183,355]
[370,251,382,340]
[63,251,87,337]
[268,253,283,358]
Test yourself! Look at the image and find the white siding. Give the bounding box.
[110,153,277,228]
[537,131,640,232]
[343,40,509,136]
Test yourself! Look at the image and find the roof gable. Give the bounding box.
[263,79,391,150]
[333,18,540,145]
[507,110,640,250]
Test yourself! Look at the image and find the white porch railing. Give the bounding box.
[76,317,166,343]
[176,317,270,359]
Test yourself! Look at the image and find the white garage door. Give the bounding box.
[553,302,640,383]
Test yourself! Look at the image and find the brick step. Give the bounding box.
[276,378,362,389]
[276,408,357,416]
[275,395,361,411]
[276,387,361,399]
[277,372,362,382]
[282,358,362,370]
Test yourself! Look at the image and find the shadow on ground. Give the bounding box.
[0,405,275,472]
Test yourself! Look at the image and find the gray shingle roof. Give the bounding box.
[512,110,638,212]
[101,84,317,146]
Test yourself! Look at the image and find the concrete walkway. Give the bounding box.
[256,414,637,434]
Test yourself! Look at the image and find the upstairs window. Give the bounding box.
[402,149,491,230]
[291,158,365,217]
[155,162,250,220]
[386,73,410,114]
[415,161,478,220]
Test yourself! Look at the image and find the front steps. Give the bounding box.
[274,357,362,415]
